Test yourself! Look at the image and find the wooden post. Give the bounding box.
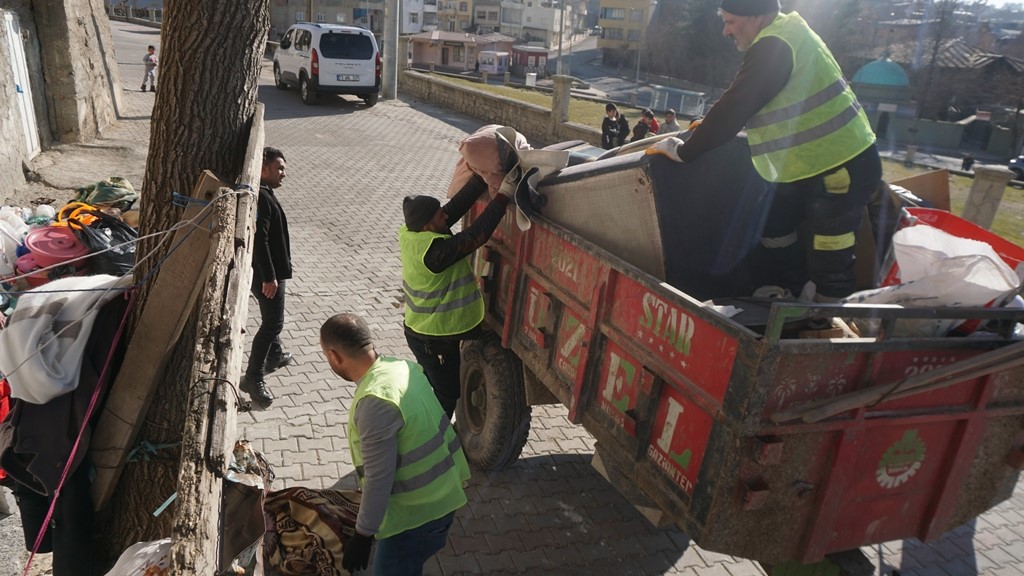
[963,165,1014,229]
[89,170,225,511]
[169,104,263,573]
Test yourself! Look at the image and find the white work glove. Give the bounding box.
[497,165,522,197]
[645,137,685,162]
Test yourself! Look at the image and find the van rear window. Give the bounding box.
[319,33,374,59]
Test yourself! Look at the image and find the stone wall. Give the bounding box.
[0,0,122,192]
[398,70,601,147]
[34,0,123,143]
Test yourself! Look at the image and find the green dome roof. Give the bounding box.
[853,59,910,87]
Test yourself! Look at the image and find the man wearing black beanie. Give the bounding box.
[398,134,519,417]
[649,0,881,301]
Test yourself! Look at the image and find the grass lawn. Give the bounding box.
[434,74,1024,247]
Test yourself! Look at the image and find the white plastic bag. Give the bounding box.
[104,538,171,576]
[842,225,1021,337]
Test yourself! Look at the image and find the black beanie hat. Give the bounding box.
[403,195,441,231]
[719,0,780,16]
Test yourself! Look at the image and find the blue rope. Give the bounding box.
[171,191,211,208]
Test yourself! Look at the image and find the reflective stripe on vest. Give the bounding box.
[399,226,485,336]
[745,12,875,183]
[349,357,470,539]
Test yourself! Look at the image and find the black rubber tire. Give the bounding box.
[456,332,531,471]
[273,64,287,89]
[363,94,378,107]
[300,75,315,105]
[1012,168,1023,181]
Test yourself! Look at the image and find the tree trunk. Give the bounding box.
[96,0,269,567]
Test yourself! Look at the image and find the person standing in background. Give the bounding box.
[141,45,158,93]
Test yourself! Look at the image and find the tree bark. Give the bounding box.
[96,0,269,567]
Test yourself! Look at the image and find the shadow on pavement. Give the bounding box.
[259,84,371,121]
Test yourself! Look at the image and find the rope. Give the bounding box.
[21,288,137,576]
[0,189,252,384]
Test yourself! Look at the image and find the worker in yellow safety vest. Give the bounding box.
[399,142,520,417]
[320,313,471,575]
[649,0,882,300]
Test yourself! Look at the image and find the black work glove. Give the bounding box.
[342,532,374,574]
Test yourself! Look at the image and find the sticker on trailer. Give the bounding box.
[596,341,639,436]
[555,308,590,384]
[521,280,551,348]
[608,276,738,402]
[876,430,926,489]
[531,226,602,304]
[646,385,713,496]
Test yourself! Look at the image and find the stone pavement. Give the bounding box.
[5,17,1024,576]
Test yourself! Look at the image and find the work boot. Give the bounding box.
[240,376,274,406]
[140,84,146,91]
[264,352,294,375]
[150,86,156,93]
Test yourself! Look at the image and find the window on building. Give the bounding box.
[629,8,643,22]
[460,2,468,11]
[538,56,546,66]
[489,11,498,20]
[528,55,536,66]
[605,27,623,40]
[477,10,487,19]
[460,19,468,29]
[295,11,306,22]
[600,7,624,19]
[526,16,531,22]
[627,28,639,41]
[316,12,326,22]
[410,12,419,23]
[455,45,465,61]
[336,13,346,22]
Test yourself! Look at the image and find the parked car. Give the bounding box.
[273,23,381,107]
[1009,155,1024,180]
[590,26,602,36]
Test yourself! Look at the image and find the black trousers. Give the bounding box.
[246,277,286,380]
[405,333,461,419]
[758,144,882,299]
[13,463,94,575]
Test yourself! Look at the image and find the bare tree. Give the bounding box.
[95,0,270,567]
[917,0,960,119]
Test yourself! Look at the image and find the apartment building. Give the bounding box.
[596,0,653,63]
[437,0,474,31]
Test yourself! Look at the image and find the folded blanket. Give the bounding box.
[0,274,131,404]
[264,487,361,576]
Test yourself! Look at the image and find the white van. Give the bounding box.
[273,23,381,107]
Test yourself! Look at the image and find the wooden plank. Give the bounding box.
[89,170,228,511]
[170,106,263,573]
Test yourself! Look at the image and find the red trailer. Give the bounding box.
[453,138,1024,574]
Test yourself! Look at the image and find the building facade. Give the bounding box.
[596,0,653,65]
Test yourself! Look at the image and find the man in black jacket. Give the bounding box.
[242,147,294,406]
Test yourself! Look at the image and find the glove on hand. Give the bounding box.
[645,137,685,162]
[342,532,374,574]
[497,165,522,197]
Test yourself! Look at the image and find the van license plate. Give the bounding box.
[337,74,360,81]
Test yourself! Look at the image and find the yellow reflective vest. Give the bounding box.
[349,357,470,539]
[745,12,875,183]
[399,226,484,336]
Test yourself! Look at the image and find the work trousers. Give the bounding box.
[405,333,461,419]
[759,144,882,299]
[246,277,286,380]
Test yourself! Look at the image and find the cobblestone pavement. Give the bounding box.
[5,18,1024,576]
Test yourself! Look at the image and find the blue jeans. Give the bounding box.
[372,511,455,576]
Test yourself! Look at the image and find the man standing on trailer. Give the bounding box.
[648,0,882,301]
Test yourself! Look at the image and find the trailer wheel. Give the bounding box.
[456,333,531,471]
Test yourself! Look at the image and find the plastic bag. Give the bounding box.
[842,225,1021,337]
[67,210,138,277]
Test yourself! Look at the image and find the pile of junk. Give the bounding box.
[0,177,138,302]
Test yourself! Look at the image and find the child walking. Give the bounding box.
[141,45,158,92]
